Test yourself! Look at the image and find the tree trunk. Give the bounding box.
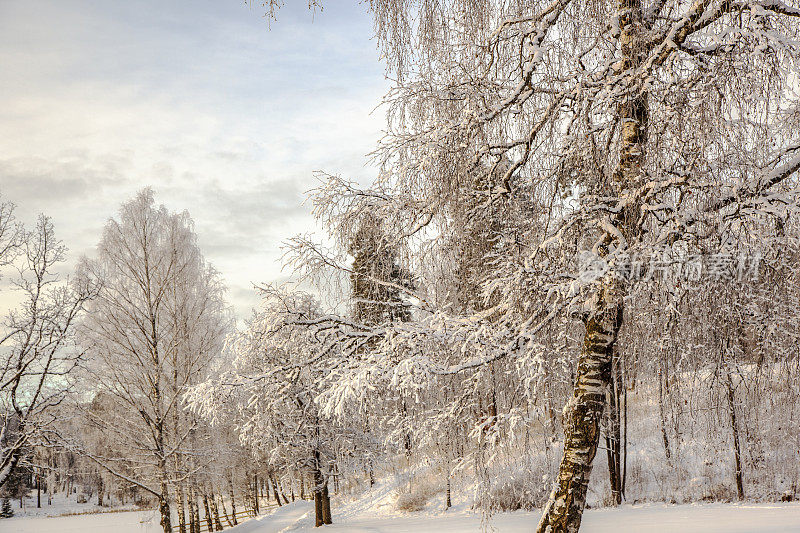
[228,474,238,526]
[210,491,224,531]
[312,450,332,527]
[445,476,452,510]
[158,478,172,533]
[177,485,187,533]
[194,486,203,533]
[269,475,283,507]
[725,360,745,500]
[188,486,197,533]
[0,433,23,491]
[314,492,324,527]
[195,498,202,533]
[218,494,233,528]
[536,281,623,533]
[313,467,324,528]
[658,358,671,461]
[621,369,628,497]
[535,0,647,520]
[253,474,259,515]
[401,397,412,457]
[203,493,214,532]
[321,483,332,525]
[280,481,289,505]
[604,349,623,505]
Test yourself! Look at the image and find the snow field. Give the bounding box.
[6,498,800,533]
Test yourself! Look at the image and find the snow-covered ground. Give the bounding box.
[254,500,800,533]
[3,500,800,533]
[0,509,158,533]
[0,490,173,532]
[0,491,140,519]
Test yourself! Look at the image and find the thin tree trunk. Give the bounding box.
[218,494,233,528]
[210,491,224,531]
[203,493,214,532]
[186,488,193,533]
[332,465,339,495]
[195,495,202,533]
[253,474,259,515]
[280,481,289,505]
[269,475,283,507]
[188,486,198,533]
[658,358,671,461]
[621,367,628,497]
[536,281,623,533]
[445,476,452,510]
[227,475,238,526]
[725,359,745,500]
[402,397,412,457]
[604,361,622,505]
[177,485,187,533]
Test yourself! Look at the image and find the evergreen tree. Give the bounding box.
[0,498,12,518]
[349,213,412,325]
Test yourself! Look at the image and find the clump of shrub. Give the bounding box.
[395,473,442,512]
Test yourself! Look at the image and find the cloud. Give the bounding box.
[0,0,387,320]
[0,155,129,204]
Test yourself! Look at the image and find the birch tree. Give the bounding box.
[0,213,94,489]
[375,1,800,530]
[76,189,229,533]
[262,0,800,529]
[189,288,377,527]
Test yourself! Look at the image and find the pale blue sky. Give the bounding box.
[0,0,387,318]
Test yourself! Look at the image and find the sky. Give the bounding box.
[0,0,388,319]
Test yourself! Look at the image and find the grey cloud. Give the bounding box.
[164,177,314,248]
[0,155,129,206]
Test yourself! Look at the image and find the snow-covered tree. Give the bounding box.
[265,0,800,530]
[75,189,230,533]
[188,288,372,527]
[0,211,94,489]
